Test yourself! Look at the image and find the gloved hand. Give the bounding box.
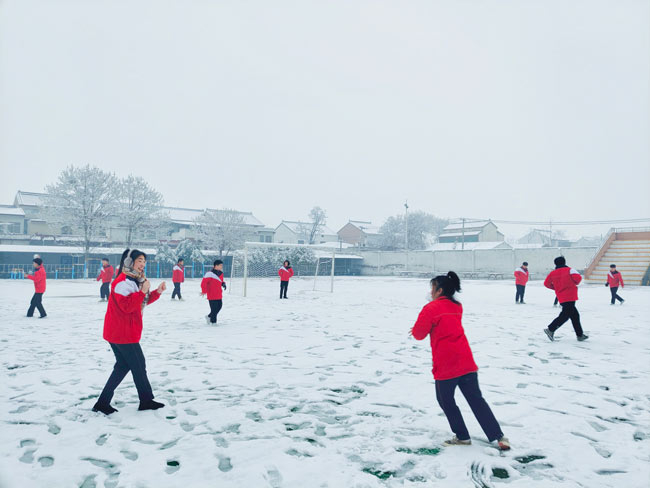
[605,282,609,287]
[222,283,227,290]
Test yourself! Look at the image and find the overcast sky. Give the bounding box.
[1,0,648,239]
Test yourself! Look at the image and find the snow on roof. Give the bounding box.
[0,244,157,255]
[347,220,381,235]
[438,230,483,237]
[428,241,512,251]
[0,206,25,216]
[14,191,49,207]
[277,221,337,236]
[162,207,264,227]
[442,220,493,232]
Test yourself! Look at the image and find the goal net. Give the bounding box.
[227,242,345,297]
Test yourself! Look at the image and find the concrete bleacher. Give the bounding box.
[584,229,650,286]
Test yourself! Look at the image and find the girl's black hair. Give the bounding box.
[117,249,147,276]
[430,271,461,304]
[284,260,290,266]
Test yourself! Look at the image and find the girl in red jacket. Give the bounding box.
[96,258,114,302]
[278,260,294,299]
[201,259,226,324]
[25,257,47,318]
[411,271,510,450]
[93,249,167,415]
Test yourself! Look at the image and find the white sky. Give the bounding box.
[1,0,648,239]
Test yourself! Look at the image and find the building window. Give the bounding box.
[259,236,265,242]
[298,240,305,244]
[265,236,272,243]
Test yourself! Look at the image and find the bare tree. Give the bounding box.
[308,206,327,244]
[380,211,448,250]
[117,175,166,247]
[45,165,119,270]
[193,209,248,257]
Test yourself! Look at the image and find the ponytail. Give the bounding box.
[117,249,130,276]
[431,271,461,304]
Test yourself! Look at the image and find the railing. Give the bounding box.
[584,228,616,280]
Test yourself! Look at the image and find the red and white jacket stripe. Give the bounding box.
[26,266,47,293]
[607,271,624,288]
[278,267,294,282]
[172,265,185,283]
[514,267,529,286]
[201,270,225,300]
[103,273,160,344]
[97,265,114,283]
[544,266,582,304]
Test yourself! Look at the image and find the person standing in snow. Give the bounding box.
[543,256,588,342]
[278,260,294,299]
[171,258,185,300]
[606,264,625,305]
[514,261,529,304]
[201,260,227,324]
[96,258,114,301]
[25,257,47,318]
[92,249,166,415]
[411,271,510,450]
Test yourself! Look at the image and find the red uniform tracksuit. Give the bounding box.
[172,265,184,299]
[26,266,47,317]
[278,266,294,299]
[201,269,226,323]
[544,266,584,337]
[97,265,114,299]
[411,296,504,442]
[97,273,162,406]
[514,267,529,303]
[606,271,624,304]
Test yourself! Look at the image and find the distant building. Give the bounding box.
[438,220,504,244]
[518,229,550,245]
[337,220,382,248]
[0,205,25,235]
[274,220,338,245]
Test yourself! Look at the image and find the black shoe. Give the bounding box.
[620,299,625,305]
[520,301,526,304]
[138,400,165,411]
[544,328,555,342]
[92,402,118,415]
[577,334,589,342]
[38,315,47,319]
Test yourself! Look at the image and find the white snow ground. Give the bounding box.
[0,277,649,488]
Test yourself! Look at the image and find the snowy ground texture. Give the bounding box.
[1,277,649,488]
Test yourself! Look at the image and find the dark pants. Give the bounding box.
[280,281,289,298]
[548,301,583,336]
[97,342,154,405]
[209,299,222,323]
[610,287,623,304]
[435,372,504,442]
[515,284,526,303]
[27,293,46,317]
[554,297,559,306]
[172,282,182,299]
[100,282,110,299]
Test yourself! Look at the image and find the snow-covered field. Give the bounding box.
[1,277,649,488]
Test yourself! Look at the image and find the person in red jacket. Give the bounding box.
[411,271,510,451]
[514,261,529,304]
[92,249,167,415]
[278,260,294,299]
[96,258,114,301]
[543,256,588,342]
[171,258,185,300]
[201,260,226,325]
[606,264,625,305]
[25,257,47,318]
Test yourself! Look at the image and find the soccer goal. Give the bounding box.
[227,242,345,297]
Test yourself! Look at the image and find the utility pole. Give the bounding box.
[461,217,466,250]
[404,201,409,272]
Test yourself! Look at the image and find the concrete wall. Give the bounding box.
[358,247,598,279]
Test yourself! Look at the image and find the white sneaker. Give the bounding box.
[497,436,510,450]
[443,436,471,446]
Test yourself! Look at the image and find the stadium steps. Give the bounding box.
[584,233,650,285]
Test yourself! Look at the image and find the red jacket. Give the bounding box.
[607,271,624,288]
[201,270,225,300]
[103,273,160,344]
[172,265,185,283]
[278,267,294,281]
[411,297,478,381]
[514,267,529,286]
[544,266,582,303]
[26,266,47,293]
[97,265,114,283]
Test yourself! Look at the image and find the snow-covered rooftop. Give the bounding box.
[14,191,48,207]
[0,205,25,216]
[442,220,493,232]
[438,230,483,237]
[277,221,337,236]
[347,220,381,235]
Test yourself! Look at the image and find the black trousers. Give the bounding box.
[100,282,110,299]
[548,301,583,336]
[610,287,623,304]
[27,293,46,317]
[172,282,182,299]
[515,284,526,303]
[97,342,154,405]
[209,299,222,323]
[435,372,504,442]
[280,281,289,298]
[554,296,559,306]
